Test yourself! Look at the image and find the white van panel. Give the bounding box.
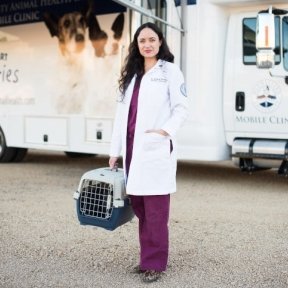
[85,118,112,143]
[224,12,288,146]
[25,117,68,146]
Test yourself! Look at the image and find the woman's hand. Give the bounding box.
[145,129,169,136]
[109,157,118,169]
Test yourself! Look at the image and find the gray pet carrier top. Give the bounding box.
[73,167,134,230]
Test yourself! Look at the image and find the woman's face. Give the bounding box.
[137,27,162,60]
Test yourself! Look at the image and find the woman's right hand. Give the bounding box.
[109,157,118,169]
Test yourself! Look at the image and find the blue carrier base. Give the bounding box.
[76,198,134,231]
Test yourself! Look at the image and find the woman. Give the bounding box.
[109,22,188,283]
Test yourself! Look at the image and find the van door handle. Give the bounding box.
[235,92,245,111]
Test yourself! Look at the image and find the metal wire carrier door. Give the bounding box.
[79,179,114,220]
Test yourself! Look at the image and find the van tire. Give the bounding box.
[0,127,17,163]
[12,148,28,162]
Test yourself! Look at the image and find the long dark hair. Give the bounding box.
[119,22,174,95]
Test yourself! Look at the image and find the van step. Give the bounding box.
[232,138,288,174]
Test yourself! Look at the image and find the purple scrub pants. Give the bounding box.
[130,194,170,272]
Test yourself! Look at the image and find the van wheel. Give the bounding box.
[12,148,28,162]
[65,152,96,158]
[0,127,17,163]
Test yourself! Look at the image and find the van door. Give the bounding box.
[223,12,288,146]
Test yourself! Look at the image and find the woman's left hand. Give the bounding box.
[145,129,169,136]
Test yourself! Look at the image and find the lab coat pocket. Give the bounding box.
[138,132,173,193]
[142,132,170,164]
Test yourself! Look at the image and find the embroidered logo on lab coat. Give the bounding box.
[151,77,167,83]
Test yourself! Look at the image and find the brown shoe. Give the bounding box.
[142,270,162,283]
[131,265,146,274]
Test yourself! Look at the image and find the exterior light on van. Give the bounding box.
[256,51,275,69]
[256,6,275,69]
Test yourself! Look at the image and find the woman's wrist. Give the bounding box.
[159,129,169,136]
[145,129,169,136]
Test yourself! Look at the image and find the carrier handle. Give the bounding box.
[111,162,118,172]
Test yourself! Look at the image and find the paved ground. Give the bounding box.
[0,150,288,288]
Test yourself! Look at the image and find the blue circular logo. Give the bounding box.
[180,83,187,97]
[252,79,281,113]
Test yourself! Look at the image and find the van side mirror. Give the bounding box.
[256,8,275,69]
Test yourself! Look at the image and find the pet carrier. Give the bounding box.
[73,167,134,231]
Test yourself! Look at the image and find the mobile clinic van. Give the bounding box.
[0,0,287,176]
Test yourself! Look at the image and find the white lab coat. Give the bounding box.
[110,59,188,195]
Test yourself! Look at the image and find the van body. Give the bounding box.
[0,0,287,175]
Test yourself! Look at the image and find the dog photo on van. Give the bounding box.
[42,1,125,115]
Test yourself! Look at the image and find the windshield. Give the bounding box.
[243,17,281,65]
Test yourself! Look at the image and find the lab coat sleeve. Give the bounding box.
[109,100,123,157]
[161,64,189,137]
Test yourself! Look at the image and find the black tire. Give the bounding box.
[12,148,28,162]
[0,127,17,163]
[65,152,96,158]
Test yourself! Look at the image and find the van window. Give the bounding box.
[141,0,167,34]
[283,17,288,71]
[243,17,280,65]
